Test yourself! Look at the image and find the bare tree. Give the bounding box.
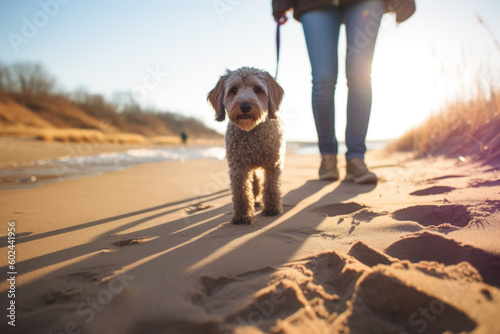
[112,91,141,114]
[0,63,15,92]
[10,62,56,94]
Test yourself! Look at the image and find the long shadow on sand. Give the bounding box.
[2,189,230,247]
[11,179,377,333]
[0,189,230,277]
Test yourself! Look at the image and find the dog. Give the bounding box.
[207,67,285,225]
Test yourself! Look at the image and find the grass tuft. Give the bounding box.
[387,82,500,164]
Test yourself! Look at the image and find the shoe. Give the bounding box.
[319,154,339,180]
[346,158,377,184]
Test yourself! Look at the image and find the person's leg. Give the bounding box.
[344,1,385,160]
[302,9,342,155]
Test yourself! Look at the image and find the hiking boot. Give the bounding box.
[346,158,377,184]
[319,154,339,180]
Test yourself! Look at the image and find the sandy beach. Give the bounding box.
[1,140,499,334]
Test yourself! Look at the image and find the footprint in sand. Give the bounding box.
[347,241,393,267]
[188,243,479,334]
[352,269,476,334]
[112,237,154,247]
[312,204,387,234]
[352,209,387,222]
[185,203,213,214]
[312,202,366,217]
[392,204,472,228]
[385,232,500,288]
[313,203,387,223]
[42,265,120,304]
[192,266,304,333]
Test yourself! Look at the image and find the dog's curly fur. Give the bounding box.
[208,67,285,224]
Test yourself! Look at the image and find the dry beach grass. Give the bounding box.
[388,83,500,164]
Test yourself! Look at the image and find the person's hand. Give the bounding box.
[274,12,288,25]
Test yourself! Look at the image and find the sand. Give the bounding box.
[0,140,499,334]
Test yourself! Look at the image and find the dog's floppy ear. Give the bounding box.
[207,72,229,122]
[264,72,284,120]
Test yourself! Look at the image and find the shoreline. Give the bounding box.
[0,137,396,168]
[0,137,393,191]
[0,136,225,168]
[0,137,226,190]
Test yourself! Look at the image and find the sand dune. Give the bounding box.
[0,147,499,333]
[0,91,223,140]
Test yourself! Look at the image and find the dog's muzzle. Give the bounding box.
[238,102,252,119]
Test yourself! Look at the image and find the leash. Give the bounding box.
[275,18,284,79]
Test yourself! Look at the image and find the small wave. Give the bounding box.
[36,146,226,167]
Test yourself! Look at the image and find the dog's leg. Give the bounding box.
[230,168,255,224]
[252,170,263,208]
[262,166,283,216]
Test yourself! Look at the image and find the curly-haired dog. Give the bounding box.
[208,67,285,225]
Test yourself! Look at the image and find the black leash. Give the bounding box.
[275,19,283,79]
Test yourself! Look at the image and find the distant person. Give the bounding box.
[272,0,415,183]
[180,130,188,144]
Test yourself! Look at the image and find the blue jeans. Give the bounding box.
[301,1,385,159]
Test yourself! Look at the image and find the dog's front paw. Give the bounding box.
[231,216,255,225]
[262,207,283,216]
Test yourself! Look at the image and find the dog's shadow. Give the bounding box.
[254,179,376,227]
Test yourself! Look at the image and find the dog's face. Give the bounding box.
[207,67,284,131]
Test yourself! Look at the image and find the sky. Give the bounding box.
[1,0,499,142]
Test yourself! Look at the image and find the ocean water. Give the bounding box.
[0,141,390,190]
[0,146,226,190]
[37,146,227,167]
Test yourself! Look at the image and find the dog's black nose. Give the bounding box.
[240,102,251,113]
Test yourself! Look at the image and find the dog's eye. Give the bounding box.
[254,86,262,93]
[230,87,238,94]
